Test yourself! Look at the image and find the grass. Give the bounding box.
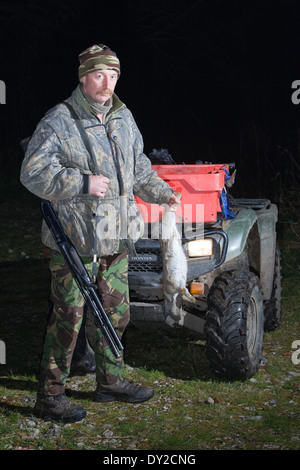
[0,183,299,451]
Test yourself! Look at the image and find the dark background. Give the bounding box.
[0,0,299,201]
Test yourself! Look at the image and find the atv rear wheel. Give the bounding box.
[206,270,264,380]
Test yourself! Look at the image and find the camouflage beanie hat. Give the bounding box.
[78,44,120,80]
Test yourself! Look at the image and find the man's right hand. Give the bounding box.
[89,174,110,197]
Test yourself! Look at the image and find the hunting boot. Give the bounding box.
[34,393,86,423]
[95,378,154,403]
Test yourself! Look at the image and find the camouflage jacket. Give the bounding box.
[20,85,173,257]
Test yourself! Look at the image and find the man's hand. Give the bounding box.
[167,193,181,212]
[89,174,110,197]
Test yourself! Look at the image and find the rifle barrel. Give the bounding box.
[41,200,124,358]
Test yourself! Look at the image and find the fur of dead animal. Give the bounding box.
[159,205,195,303]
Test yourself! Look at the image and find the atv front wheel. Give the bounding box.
[206,271,264,380]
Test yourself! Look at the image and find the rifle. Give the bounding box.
[41,200,124,359]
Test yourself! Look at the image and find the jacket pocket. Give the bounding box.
[57,197,97,255]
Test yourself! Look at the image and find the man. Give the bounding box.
[20,44,180,423]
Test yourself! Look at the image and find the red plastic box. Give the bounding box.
[135,164,229,223]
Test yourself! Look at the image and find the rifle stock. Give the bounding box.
[41,200,124,359]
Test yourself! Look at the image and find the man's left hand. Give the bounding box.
[167,193,181,212]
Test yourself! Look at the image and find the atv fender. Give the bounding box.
[224,204,278,300]
[225,208,257,262]
[255,204,278,300]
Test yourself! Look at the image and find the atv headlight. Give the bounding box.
[187,239,213,257]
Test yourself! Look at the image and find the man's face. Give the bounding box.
[81,69,118,105]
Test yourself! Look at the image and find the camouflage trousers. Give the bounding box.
[38,250,130,396]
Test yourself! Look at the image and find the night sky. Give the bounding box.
[0,0,299,198]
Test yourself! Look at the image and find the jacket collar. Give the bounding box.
[73,84,126,121]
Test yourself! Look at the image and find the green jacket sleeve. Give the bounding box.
[20,122,88,200]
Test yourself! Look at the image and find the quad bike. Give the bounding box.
[72,150,281,381]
